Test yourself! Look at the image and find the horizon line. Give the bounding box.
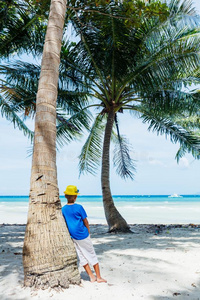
[1,194,200,197]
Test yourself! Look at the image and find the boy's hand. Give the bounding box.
[83,218,90,234]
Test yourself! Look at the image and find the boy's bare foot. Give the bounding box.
[97,277,107,283]
[90,275,97,283]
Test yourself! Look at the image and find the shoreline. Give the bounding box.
[1,224,200,299]
[1,223,200,227]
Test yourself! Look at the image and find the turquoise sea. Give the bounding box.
[1,195,200,224]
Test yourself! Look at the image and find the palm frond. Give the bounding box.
[141,111,200,161]
[68,3,140,86]
[0,60,92,145]
[174,114,200,130]
[0,83,36,117]
[79,113,106,176]
[140,89,200,116]
[175,138,200,161]
[117,13,200,100]
[113,134,136,180]
[0,61,41,85]
[57,89,89,114]
[0,62,40,116]
[0,1,47,58]
[112,114,136,179]
[169,0,196,17]
[56,109,92,148]
[0,95,34,140]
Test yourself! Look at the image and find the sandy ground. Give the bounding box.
[1,224,200,300]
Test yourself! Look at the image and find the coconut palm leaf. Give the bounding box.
[141,111,200,160]
[56,108,92,147]
[116,18,200,100]
[0,60,90,115]
[0,60,92,146]
[0,95,33,140]
[169,0,196,16]
[79,113,106,175]
[172,112,200,161]
[0,61,40,84]
[0,0,48,58]
[175,137,200,162]
[174,114,200,130]
[0,83,36,116]
[112,114,136,179]
[113,135,136,180]
[140,89,200,116]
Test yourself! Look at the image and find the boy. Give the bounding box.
[62,185,107,283]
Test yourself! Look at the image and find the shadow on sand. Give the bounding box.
[1,224,200,299]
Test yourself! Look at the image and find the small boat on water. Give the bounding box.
[168,193,182,198]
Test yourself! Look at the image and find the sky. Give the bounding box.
[1,1,200,196]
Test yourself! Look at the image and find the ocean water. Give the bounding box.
[0,195,200,224]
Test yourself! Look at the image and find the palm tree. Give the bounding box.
[2,0,200,236]
[61,0,200,232]
[22,0,81,288]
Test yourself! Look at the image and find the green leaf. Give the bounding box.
[113,134,136,180]
[0,95,34,141]
[79,113,106,175]
[141,111,200,160]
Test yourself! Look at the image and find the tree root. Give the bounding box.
[24,265,80,289]
[108,226,133,234]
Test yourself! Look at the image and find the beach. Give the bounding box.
[1,223,200,300]
[1,0,200,299]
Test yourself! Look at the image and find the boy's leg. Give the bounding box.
[93,263,107,283]
[74,237,106,283]
[83,263,96,282]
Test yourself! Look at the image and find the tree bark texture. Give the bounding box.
[23,0,80,288]
[101,109,130,233]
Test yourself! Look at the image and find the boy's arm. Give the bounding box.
[83,218,90,234]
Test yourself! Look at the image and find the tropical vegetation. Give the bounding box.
[64,0,200,232]
[1,0,200,235]
[1,0,200,288]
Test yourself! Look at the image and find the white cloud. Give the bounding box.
[148,157,166,167]
[178,157,190,169]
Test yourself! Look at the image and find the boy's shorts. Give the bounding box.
[73,235,98,267]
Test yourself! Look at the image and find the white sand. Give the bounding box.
[1,224,200,300]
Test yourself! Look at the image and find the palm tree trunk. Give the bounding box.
[23,0,80,289]
[101,109,131,233]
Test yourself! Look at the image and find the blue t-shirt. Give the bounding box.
[62,203,89,240]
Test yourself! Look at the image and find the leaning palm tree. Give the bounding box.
[21,0,81,289]
[61,0,200,232]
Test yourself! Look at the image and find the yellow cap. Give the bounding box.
[64,185,80,195]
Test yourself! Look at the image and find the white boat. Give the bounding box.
[168,193,182,198]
